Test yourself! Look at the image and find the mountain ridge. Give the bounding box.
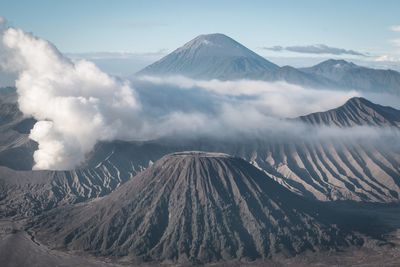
[301,59,400,94]
[299,96,400,127]
[1,96,399,220]
[136,33,339,87]
[33,151,363,263]
[136,34,400,94]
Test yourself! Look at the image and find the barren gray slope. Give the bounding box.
[0,232,119,267]
[0,88,36,170]
[84,135,400,203]
[0,158,138,218]
[299,97,400,127]
[249,140,400,202]
[34,152,361,264]
[0,219,122,267]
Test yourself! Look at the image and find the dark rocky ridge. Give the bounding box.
[34,152,363,264]
[299,97,400,127]
[0,89,37,170]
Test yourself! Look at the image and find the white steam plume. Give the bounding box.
[1,27,141,170]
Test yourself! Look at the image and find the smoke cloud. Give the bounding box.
[1,22,399,170]
[1,26,142,170]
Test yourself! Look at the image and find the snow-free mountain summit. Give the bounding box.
[138,33,279,80]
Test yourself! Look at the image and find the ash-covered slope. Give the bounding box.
[0,160,137,218]
[0,87,36,170]
[137,33,279,80]
[34,152,361,264]
[299,97,400,127]
[83,134,400,203]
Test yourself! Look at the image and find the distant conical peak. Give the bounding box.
[173,33,258,57]
[183,33,238,46]
[191,33,232,42]
[137,32,279,79]
[177,34,227,51]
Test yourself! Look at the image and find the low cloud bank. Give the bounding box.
[137,75,360,118]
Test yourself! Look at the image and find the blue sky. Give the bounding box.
[2,0,400,73]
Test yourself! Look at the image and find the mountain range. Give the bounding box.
[33,152,364,264]
[1,33,400,266]
[1,93,399,222]
[137,33,400,94]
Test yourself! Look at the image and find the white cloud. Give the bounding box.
[262,44,366,56]
[390,25,400,32]
[374,54,400,62]
[391,38,400,46]
[371,28,400,65]
[137,75,359,118]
